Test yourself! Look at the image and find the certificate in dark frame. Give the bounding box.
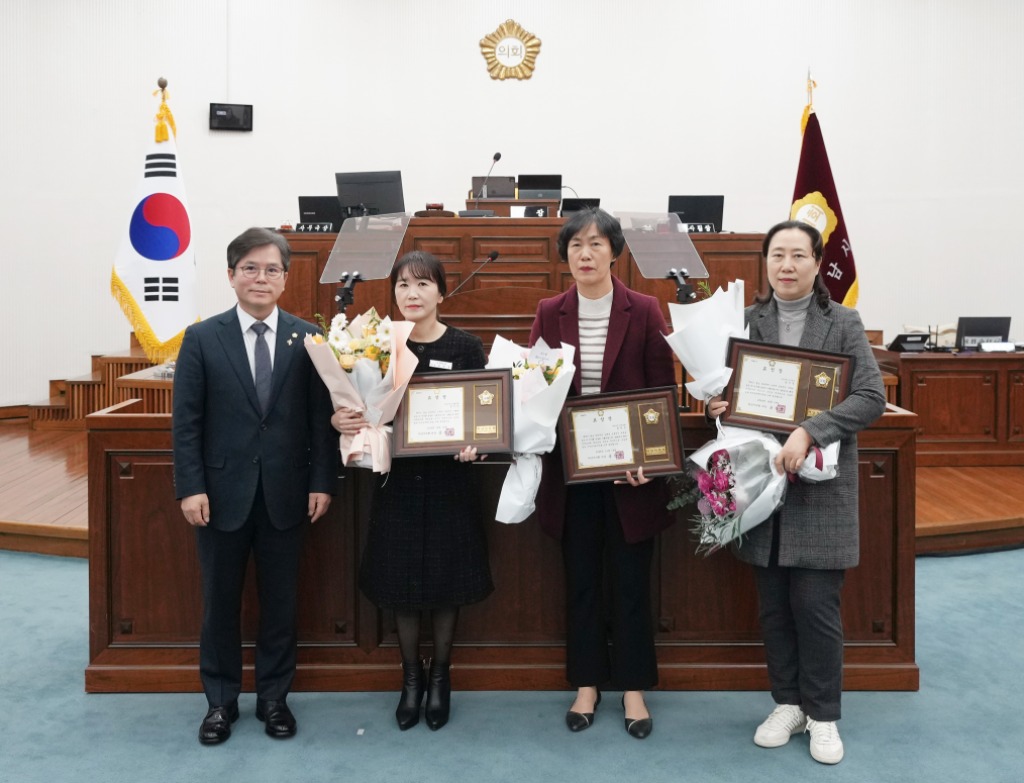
[722,338,853,434]
[558,386,684,484]
[393,369,513,459]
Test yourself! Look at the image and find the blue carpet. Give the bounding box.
[2,548,1022,783]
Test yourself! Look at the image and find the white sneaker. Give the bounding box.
[753,704,807,748]
[806,718,844,764]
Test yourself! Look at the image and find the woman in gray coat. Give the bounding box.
[709,220,886,765]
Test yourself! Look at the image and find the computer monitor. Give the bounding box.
[471,175,516,198]
[559,198,600,216]
[335,170,405,216]
[955,316,1011,350]
[298,196,343,229]
[517,174,562,199]
[667,195,725,232]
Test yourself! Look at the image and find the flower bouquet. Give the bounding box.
[664,279,748,402]
[686,423,787,555]
[485,336,576,524]
[305,307,419,472]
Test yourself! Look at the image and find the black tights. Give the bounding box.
[394,607,459,664]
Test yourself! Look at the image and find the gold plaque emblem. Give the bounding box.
[814,372,832,388]
[791,192,838,245]
[642,407,660,425]
[477,389,495,406]
[479,19,542,81]
[806,407,822,417]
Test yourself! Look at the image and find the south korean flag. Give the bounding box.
[111,91,199,362]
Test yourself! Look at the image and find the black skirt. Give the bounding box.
[358,326,494,610]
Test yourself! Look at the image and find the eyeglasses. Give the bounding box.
[236,264,286,280]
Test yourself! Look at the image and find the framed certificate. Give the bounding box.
[393,369,513,458]
[558,386,684,484]
[722,338,854,433]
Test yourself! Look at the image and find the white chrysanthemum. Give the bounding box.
[328,331,348,352]
[376,317,393,347]
[330,313,349,333]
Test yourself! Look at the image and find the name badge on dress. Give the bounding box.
[429,359,453,370]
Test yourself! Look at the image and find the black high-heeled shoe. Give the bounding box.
[424,659,451,731]
[565,689,602,732]
[622,693,653,739]
[395,659,426,730]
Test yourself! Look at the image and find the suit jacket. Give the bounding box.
[529,277,677,543]
[172,306,337,531]
[733,298,887,569]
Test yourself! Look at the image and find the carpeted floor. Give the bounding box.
[2,548,1021,783]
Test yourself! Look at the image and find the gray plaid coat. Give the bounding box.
[731,298,887,570]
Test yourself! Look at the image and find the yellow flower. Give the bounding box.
[310,334,325,344]
[364,345,380,360]
[339,354,357,371]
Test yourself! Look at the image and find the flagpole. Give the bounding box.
[801,69,817,133]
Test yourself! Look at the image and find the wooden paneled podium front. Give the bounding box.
[87,403,918,694]
[86,220,917,693]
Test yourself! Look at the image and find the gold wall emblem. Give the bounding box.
[480,19,542,80]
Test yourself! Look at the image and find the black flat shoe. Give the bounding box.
[256,698,297,738]
[198,701,239,745]
[396,659,426,730]
[622,694,653,740]
[424,659,451,731]
[565,690,602,732]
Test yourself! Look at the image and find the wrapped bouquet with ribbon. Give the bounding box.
[486,336,576,524]
[305,307,419,472]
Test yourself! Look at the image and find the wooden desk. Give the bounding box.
[874,347,1024,466]
[464,198,560,217]
[86,400,918,693]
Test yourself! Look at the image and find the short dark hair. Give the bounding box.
[391,250,447,296]
[226,227,291,271]
[557,207,625,261]
[756,220,831,309]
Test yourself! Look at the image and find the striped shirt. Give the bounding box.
[577,290,612,395]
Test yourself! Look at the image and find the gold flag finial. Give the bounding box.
[801,69,817,133]
[152,77,176,143]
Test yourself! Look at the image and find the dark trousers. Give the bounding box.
[562,483,658,691]
[753,564,846,721]
[194,483,306,707]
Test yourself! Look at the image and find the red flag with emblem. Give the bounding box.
[790,109,858,307]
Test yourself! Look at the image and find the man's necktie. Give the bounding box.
[251,321,272,414]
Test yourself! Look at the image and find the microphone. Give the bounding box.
[477,152,502,198]
[449,251,499,296]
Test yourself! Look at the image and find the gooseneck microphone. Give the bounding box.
[449,251,499,296]
[477,152,502,198]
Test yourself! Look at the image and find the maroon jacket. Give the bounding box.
[529,277,677,543]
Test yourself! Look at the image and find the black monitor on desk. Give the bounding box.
[335,170,405,217]
[955,316,1011,351]
[668,195,724,232]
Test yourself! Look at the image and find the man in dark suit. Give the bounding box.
[172,227,337,745]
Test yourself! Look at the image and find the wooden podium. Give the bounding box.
[464,197,560,217]
[86,221,918,693]
[87,408,919,693]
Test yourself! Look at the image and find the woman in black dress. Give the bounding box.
[332,251,493,731]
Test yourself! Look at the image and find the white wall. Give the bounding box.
[1,0,1022,405]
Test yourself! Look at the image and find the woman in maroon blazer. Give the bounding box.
[529,208,676,740]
